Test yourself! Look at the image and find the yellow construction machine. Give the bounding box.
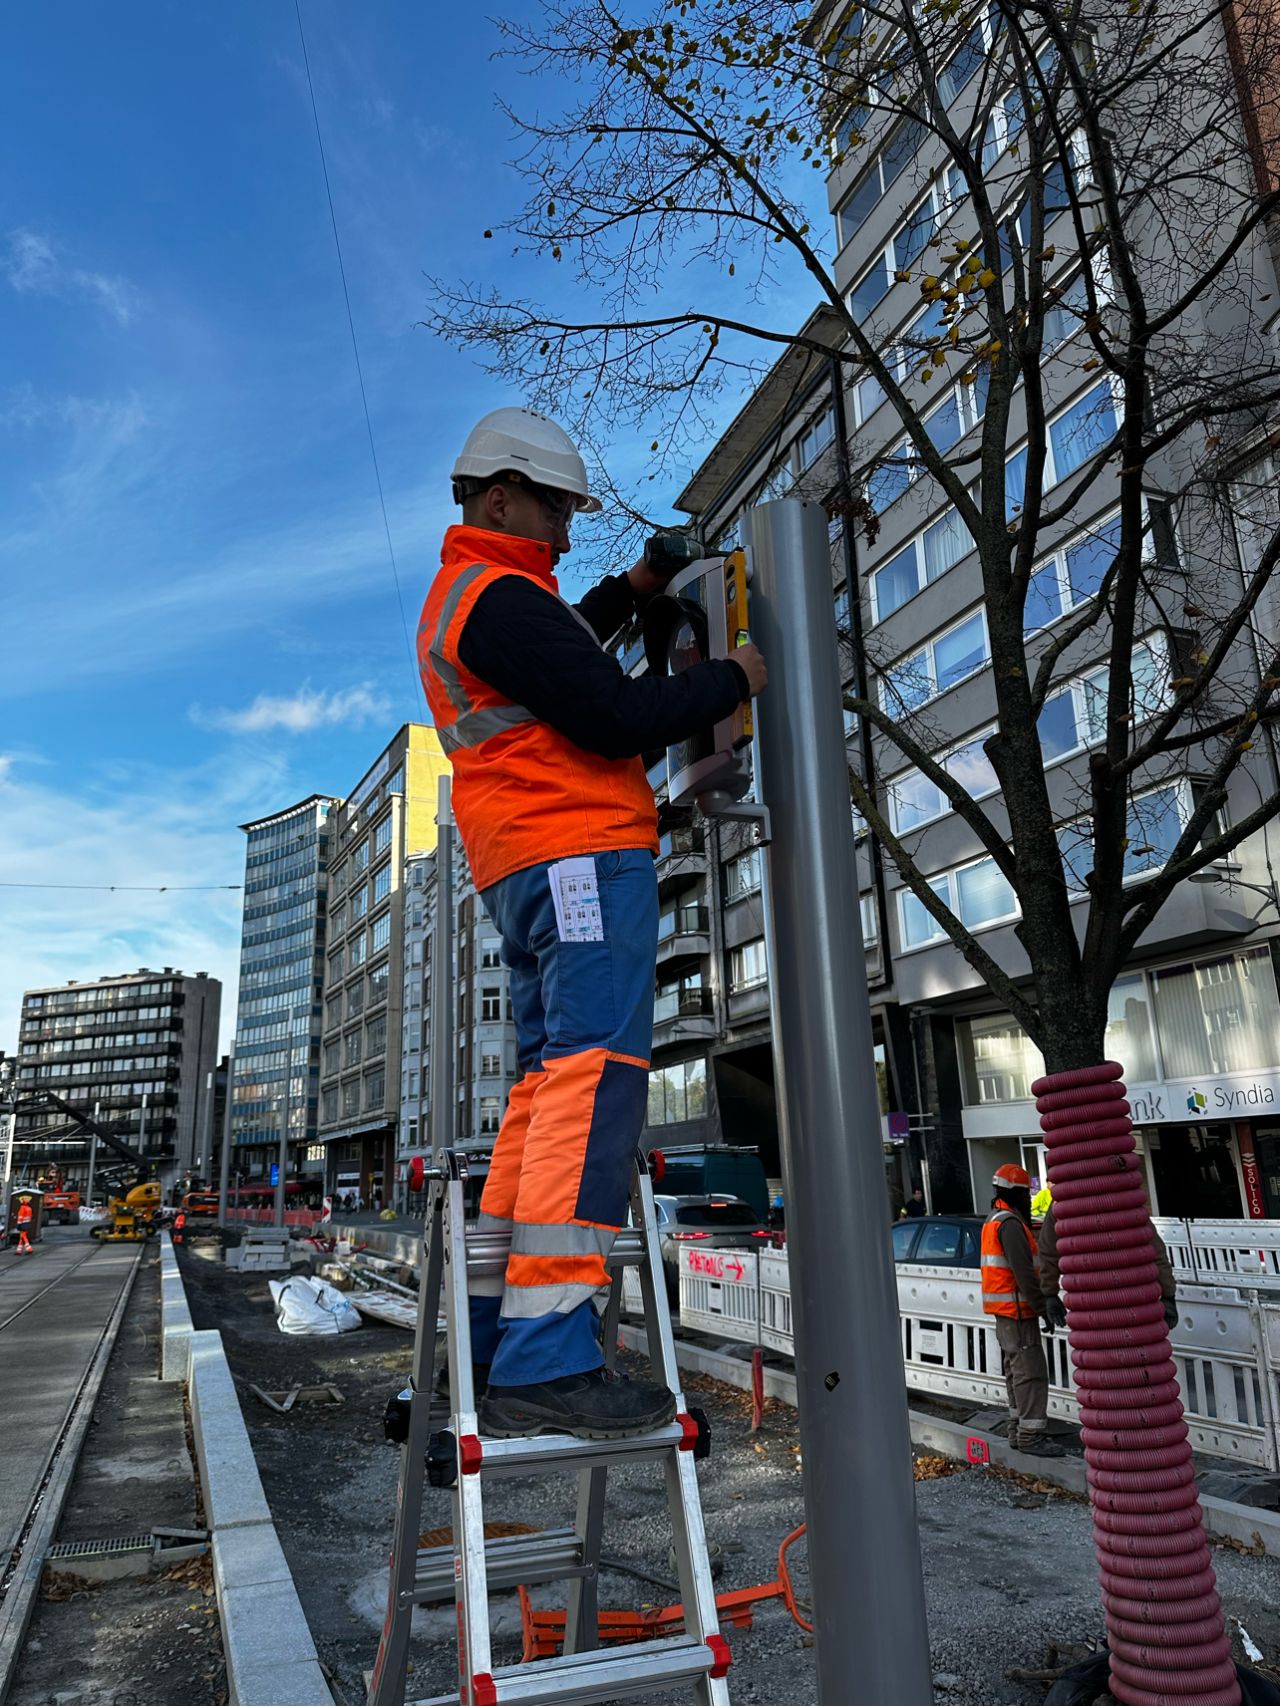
[91,1178,162,1242]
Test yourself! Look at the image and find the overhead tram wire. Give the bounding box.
[0,882,243,892]
[292,0,425,720]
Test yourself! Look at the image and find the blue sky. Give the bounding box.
[0,2,820,1055]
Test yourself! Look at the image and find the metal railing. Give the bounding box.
[624,1244,1280,1471]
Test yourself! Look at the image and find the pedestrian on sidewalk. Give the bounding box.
[981,1164,1064,1458]
[420,406,767,1441]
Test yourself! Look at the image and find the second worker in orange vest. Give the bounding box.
[981,1163,1065,1458]
[419,407,767,1440]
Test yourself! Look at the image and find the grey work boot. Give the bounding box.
[1015,1429,1065,1459]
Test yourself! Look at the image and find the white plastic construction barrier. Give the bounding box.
[645,1244,1280,1470]
[1152,1217,1280,1284]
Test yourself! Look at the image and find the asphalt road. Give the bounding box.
[0,1227,140,1571]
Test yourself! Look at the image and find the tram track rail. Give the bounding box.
[0,1241,141,1704]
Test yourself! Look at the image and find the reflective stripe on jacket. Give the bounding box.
[981,1207,1039,1319]
[419,526,658,892]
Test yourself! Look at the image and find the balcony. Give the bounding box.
[656,827,708,889]
[653,986,716,1040]
[656,904,710,965]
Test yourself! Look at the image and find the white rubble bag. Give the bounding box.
[269,1274,362,1336]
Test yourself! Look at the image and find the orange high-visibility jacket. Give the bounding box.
[419,525,658,892]
[981,1208,1039,1319]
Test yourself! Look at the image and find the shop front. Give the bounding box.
[953,943,1280,1221]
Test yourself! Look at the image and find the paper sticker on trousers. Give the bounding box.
[548,855,604,942]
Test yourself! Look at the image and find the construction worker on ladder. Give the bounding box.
[419,407,767,1441]
[981,1163,1064,1458]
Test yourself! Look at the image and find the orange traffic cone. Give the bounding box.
[16,1229,33,1254]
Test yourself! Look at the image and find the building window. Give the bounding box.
[407,1069,419,1099]
[369,962,390,1005]
[349,930,368,969]
[342,1080,359,1117]
[834,114,927,247]
[646,1057,708,1125]
[724,848,762,901]
[1004,382,1119,518]
[365,1070,385,1110]
[384,767,404,798]
[330,902,347,936]
[371,913,391,954]
[870,507,975,622]
[374,864,391,904]
[898,856,1017,950]
[345,1032,362,1069]
[959,1015,1045,1105]
[375,816,393,856]
[798,407,835,468]
[480,938,502,969]
[479,1095,502,1135]
[351,884,369,921]
[481,987,502,1021]
[481,1051,502,1077]
[366,1015,387,1056]
[347,981,365,1019]
[860,890,879,946]
[881,610,989,713]
[323,1087,338,1123]
[324,1041,340,1076]
[729,938,768,991]
[887,729,999,833]
[1058,781,1198,891]
[1152,948,1280,1078]
[352,841,370,875]
[327,948,344,983]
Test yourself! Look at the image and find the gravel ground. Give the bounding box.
[178,1241,1280,1706]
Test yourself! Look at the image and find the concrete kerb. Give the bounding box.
[186,1320,334,1703]
[160,1231,194,1382]
[617,1322,1280,1560]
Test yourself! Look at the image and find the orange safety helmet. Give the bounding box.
[992,1163,1032,1191]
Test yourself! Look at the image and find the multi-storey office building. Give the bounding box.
[15,968,221,1190]
[657,8,1280,1219]
[317,724,449,1201]
[230,795,339,1188]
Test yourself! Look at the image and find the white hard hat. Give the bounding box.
[451,406,602,513]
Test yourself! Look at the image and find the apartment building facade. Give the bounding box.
[647,3,1280,1219]
[317,724,449,1201]
[14,968,222,1191]
[229,795,339,1188]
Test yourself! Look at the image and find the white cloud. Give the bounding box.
[189,683,392,735]
[3,228,140,325]
[0,749,293,1057]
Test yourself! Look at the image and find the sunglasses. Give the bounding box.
[512,474,578,533]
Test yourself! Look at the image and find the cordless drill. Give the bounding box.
[643,531,706,585]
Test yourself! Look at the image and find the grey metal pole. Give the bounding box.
[429,776,455,1161]
[746,497,934,1706]
[86,1099,101,1206]
[198,1069,214,1183]
[0,1104,15,1233]
[218,1047,235,1228]
[274,1056,292,1228]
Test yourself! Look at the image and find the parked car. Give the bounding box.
[891,1214,983,1270]
[653,1193,771,1300]
[647,1146,770,1222]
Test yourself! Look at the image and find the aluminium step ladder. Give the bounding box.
[367,1148,731,1706]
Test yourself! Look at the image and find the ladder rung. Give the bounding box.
[410,1528,584,1605]
[409,1633,718,1706]
[463,1226,645,1280]
[473,1419,689,1477]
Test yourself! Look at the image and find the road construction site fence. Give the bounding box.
[1151,1216,1280,1285]
[620,1243,1280,1472]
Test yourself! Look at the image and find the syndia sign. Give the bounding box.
[1128,1071,1280,1124]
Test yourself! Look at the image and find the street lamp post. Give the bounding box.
[274,1059,292,1229]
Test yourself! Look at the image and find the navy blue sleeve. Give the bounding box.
[457,575,747,761]
[573,572,638,645]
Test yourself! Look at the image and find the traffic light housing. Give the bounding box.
[643,549,753,812]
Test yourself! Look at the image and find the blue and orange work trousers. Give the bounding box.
[472,848,658,1387]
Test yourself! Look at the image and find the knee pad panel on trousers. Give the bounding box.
[575,1053,649,1226]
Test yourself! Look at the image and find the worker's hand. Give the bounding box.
[1043,1296,1067,1331]
[628,557,668,599]
[1162,1297,1179,1330]
[731,642,768,698]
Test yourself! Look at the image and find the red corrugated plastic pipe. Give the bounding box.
[1033,1061,1241,1706]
